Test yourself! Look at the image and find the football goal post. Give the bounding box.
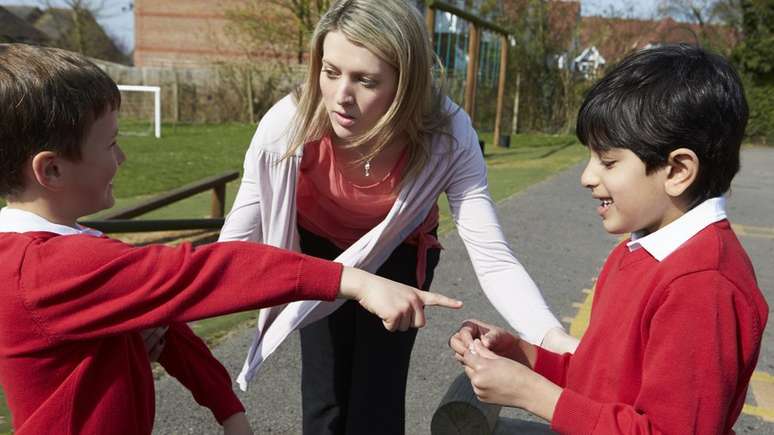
[117,85,161,138]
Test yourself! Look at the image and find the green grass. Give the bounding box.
[111,123,255,199]
[436,132,586,233]
[0,123,256,210]
[0,126,586,433]
[0,396,7,434]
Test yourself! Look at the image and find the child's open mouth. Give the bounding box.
[597,198,613,215]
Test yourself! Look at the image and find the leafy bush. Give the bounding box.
[745,83,774,144]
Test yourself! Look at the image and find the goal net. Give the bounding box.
[117,85,161,138]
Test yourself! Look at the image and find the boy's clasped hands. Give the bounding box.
[450,320,562,421]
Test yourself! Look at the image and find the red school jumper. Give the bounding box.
[0,231,342,434]
[535,220,768,434]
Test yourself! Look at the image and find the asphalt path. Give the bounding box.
[153,147,773,434]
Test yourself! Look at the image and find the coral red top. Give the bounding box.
[297,136,441,287]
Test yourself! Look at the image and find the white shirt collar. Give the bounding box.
[0,207,102,237]
[626,197,727,261]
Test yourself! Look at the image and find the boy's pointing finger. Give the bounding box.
[416,291,463,309]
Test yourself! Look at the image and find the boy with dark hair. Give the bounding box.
[450,44,768,434]
[0,43,461,435]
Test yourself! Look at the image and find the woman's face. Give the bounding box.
[319,30,398,142]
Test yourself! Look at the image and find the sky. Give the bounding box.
[583,0,661,18]
[1,0,661,54]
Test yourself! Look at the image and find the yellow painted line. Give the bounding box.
[749,372,774,422]
[567,287,593,338]
[743,405,774,421]
[566,287,774,422]
[732,224,774,240]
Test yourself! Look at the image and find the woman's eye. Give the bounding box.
[322,69,338,78]
[360,79,376,88]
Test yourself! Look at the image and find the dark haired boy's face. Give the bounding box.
[58,110,125,217]
[580,148,682,235]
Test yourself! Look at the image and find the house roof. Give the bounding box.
[547,0,581,50]
[580,16,738,63]
[0,6,48,42]
[29,7,129,64]
[3,5,43,22]
[33,8,74,41]
[575,46,605,65]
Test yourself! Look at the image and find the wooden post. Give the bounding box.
[425,5,436,45]
[246,68,254,124]
[172,69,180,124]
[464,23,480,122]
[431,373,501,435]
[211,184,226,218]
[493,34,508,147]
[511,72,521,134]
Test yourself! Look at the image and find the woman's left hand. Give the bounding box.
[540,327,580,355]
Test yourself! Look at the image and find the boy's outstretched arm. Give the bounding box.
[22,236,461,339]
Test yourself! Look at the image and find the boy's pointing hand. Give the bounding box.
[338,266,462,331]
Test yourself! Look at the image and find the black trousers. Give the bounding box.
[298,226,441,435]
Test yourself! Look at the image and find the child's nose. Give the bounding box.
[115,145,126,166]
[580,159,598,189]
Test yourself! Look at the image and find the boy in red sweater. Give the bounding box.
[450,44,768,434]
[0,43,462,435]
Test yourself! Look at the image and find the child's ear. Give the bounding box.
[30,151,65,191]
[664,148,699,198]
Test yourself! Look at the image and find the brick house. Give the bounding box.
[133,0,300,67]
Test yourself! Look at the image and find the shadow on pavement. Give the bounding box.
[494,417,556,434]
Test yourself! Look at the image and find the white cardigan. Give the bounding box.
[220,95,562,390]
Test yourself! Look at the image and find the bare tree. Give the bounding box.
[658,0,716,26]
[656,0,743,52]
[225,0,331,64]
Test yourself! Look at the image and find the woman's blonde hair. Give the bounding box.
[286,0,452,181]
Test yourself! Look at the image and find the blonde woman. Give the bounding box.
[220,0,578,432]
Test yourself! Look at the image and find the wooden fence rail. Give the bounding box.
[81,218,225,233]
[80,170,239,233]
